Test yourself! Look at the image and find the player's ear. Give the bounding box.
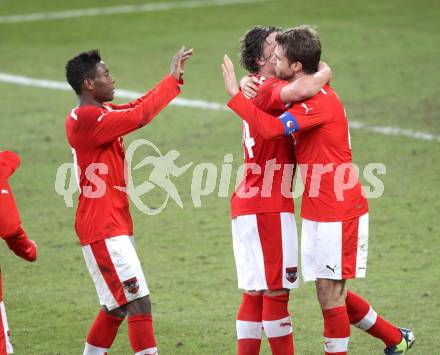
[291,61,302,73]
[83,78,95,92]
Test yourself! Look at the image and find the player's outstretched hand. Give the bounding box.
[240,75,260,99]
[170,47,194,81]
[222,55,239,97]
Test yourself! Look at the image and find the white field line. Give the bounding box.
[0,72,227,111]
[0,72,438,143]
[0,0,267,24]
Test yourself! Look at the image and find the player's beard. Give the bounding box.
[276,68,294,81]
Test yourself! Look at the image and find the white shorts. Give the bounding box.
[232,212,299,291]
[0,301,13,354]
[82,235,149,311]
[301,213,369,282]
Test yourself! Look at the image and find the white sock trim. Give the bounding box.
[83,343,109,355]
[353,306,378,331]
[236,320,263,339]
[263,316,292,338]
[135,347,158,355]
[323,337,349,353]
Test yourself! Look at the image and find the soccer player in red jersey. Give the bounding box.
[65,47,192,354]
[0,150,37,355]
[223,27,414,355]
[232,26,331,355]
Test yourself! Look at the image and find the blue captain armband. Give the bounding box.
[278,111,299,135]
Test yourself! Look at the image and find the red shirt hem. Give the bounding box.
[78,229,134,246]
[300,207,369,223]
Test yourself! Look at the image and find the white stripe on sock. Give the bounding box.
[353,306,378,331]
[263,315,292,338]
[83,343,109,355]
[135,347,158,355]
[323,336,349,353]
[236,320,263,339]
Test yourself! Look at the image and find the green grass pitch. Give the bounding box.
[0,0,439,353]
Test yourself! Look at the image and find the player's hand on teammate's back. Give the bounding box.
[240,75,260,99]
[222,55,239,97]
[170,47,194,81]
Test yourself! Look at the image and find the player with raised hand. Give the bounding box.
[223,26,414,355]
[0,150,37,355]
[230,26,331,355]
[65,46,193,355]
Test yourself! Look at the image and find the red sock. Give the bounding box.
[346,290,402,347]
[322,306,350,355]
[236,293,263,355]
[262,294,294,355]
[86,310,123,350]
[128,314,157,354]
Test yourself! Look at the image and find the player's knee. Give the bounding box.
[103,305,127,319]
[316,279,345,310]
[126,295,151,316]
[243,290,264,296]
[263,289,289,297]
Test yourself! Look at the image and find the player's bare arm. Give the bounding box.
[279,61,331,103]
[239,61,332,101]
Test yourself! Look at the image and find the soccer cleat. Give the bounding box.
[384,328,415,354]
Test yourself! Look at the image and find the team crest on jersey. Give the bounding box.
[285,267,298,283]
[123,277,139,294]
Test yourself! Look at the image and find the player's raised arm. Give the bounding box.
[224,55,330,138]
[104,47,194,111]
[223,55,284,139]
[279,61,331,103]
[68,48,194,145]
[84,74,183,145]
[239,62,331,101]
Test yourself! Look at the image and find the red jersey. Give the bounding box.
[0,151,21,237]
[0,151,20,303]
[0,151,36,302]
[228,85,368,222]
[66,75,181,245]
[231,76,296,217]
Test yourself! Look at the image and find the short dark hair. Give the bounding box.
[276,26,321,74]
[65,49,101,95]
[240,26,281,73]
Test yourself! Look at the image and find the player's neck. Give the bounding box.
[258,68,275,79]
[291,72,307,82]
[78,96,105,108]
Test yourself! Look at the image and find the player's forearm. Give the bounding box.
[3,226,37,262]
[138,74,182,126]
[227,92,284,139]
[280,62,332,103]
[94,74,183,144]
[110,78,169,110]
